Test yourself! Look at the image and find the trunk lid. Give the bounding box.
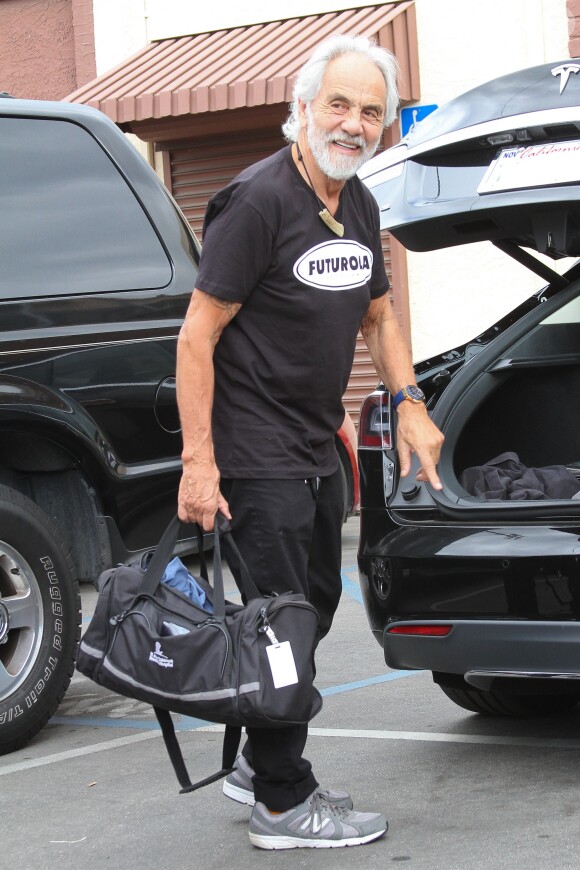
[360,59,580,262]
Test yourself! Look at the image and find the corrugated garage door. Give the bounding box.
[169,131,282,239]
[168,131,392,425]
[346,230,394,423]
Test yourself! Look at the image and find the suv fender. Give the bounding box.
[0,375,123,476]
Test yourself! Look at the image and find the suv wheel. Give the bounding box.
[434,673,580,717]
[0,485,80,754]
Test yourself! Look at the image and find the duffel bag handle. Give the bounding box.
[141,515,226,618]
[214,513,261,602]
[140,513,260,615]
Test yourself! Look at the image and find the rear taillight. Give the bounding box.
[387,624,453,637]
[359,392,392,448]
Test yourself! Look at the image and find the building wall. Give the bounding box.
[568,0,580,55]
[0,0,75,99]
[145,0,387,39]
[92,0,147,74]
[0,0,95,100]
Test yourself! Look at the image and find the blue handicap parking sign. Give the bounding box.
[400,104,438,138]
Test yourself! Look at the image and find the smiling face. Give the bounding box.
[299,52,387,182]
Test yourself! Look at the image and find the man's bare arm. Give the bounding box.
[176,289,241,529]
[361,294,444,489]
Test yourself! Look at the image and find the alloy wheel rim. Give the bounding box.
[0,542,44,702]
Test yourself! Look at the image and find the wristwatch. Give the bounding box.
[392,384,426,411]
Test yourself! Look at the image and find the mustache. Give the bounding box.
[324,132,366,149]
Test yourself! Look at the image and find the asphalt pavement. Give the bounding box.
[2,517,579,870]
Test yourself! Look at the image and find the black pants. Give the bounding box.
[220,469,343,810]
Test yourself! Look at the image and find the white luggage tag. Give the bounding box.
[262,623,299,688]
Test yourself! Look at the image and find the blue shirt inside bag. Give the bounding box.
[161,556,213,613]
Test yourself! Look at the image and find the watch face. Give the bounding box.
[406,385,425,402]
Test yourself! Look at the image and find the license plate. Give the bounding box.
[477,139,580,194]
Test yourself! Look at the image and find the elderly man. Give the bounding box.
[176,34,443,850]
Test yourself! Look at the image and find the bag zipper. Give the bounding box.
[258,607,280,645]
[106,606,232,680]
[258,598,318,645]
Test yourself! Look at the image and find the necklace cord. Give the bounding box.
[295,144,345,238]
[296,144,327,212]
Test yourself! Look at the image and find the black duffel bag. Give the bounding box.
[76,513,322,792]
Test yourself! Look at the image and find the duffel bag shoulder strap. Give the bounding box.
[154,708,241,794]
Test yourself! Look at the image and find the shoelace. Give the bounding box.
[308,792,351,826]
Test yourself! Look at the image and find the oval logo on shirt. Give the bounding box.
[293,240,374,290]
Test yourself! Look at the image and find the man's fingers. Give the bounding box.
[416,463,442,490]
[397,441,412,477]
[177,488,231,532]
[394,407,444,490]
[200,510,215,532]
[177,461,225,530]
[178,502,217,530]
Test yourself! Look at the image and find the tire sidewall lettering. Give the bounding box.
[0,507,79,748]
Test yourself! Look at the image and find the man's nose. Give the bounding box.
[340,109,364,136]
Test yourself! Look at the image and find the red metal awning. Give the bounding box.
[66,3,419,125]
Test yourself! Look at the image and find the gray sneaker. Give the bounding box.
[249,792,387,850]
[223,754,353,809]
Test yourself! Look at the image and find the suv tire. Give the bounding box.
[0,485,80,755]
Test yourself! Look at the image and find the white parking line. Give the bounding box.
[2,725,579,777]
[0,730,161,776]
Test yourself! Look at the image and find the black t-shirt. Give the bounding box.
[196,145,389,478]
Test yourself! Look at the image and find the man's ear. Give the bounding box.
[297,99,308,128]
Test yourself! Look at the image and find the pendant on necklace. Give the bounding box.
[318,208,344,238]
[296,143,345,238]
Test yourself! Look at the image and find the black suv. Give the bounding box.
[0,98,359,755]
[0,98,202,754]
[357,60,580,716]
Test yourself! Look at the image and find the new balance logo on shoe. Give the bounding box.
[149,641,174,668]
[300,811,331,835]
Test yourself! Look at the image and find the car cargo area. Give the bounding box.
[446,289,580,502]
[454,365,580,498]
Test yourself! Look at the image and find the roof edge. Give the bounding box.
[65,3,419,126]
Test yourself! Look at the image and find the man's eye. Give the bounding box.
[330,103,349,115]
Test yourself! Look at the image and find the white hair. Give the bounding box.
[282,34,400,142]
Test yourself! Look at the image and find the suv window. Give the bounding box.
[0,117,172,299]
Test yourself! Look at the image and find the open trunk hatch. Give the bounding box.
[360,59,580,261]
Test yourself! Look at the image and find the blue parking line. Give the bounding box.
[49,715,210,731]
[51,670,423,731]
[50,716,166,730]
[341,572,363,604]
[320,670,422,697]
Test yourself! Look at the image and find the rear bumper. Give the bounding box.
[384,619,580,680]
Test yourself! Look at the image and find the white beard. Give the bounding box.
[306,106,380,181]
